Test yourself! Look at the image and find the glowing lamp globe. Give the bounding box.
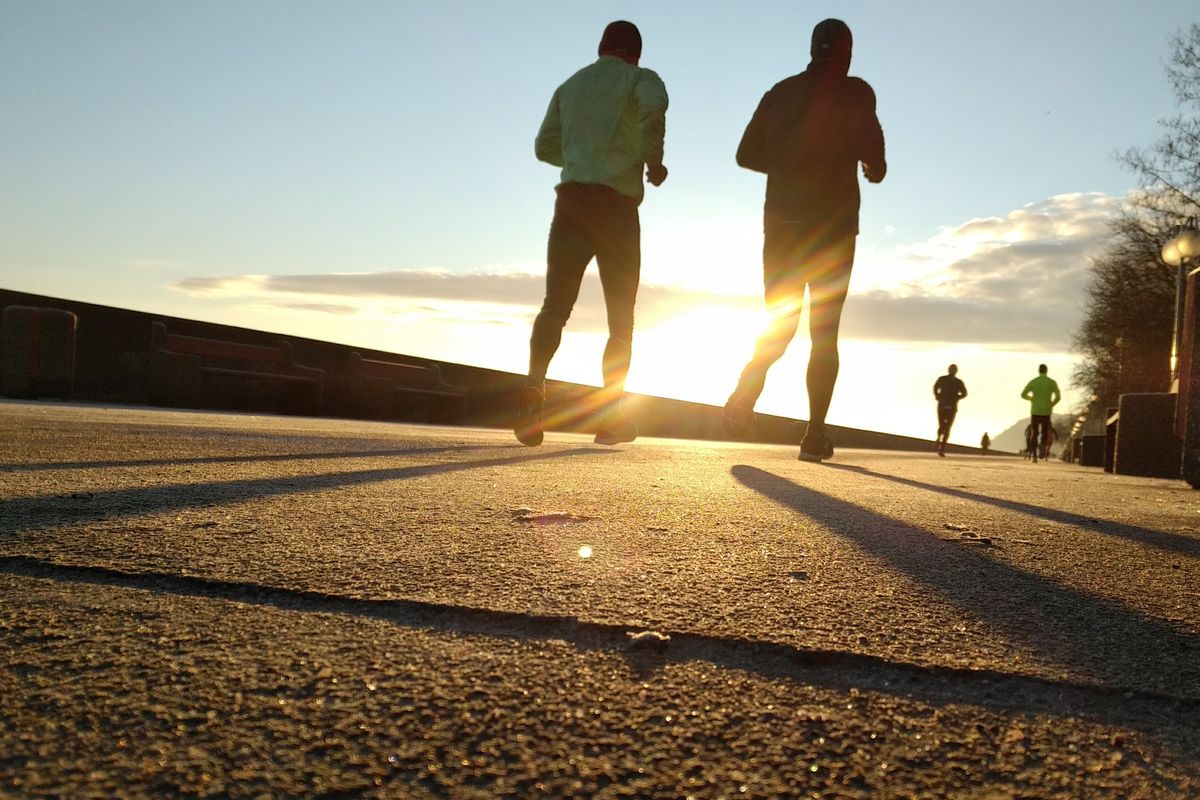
[1162,241,1182,267]
[1177,230,1199,259]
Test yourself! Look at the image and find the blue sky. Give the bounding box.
[2,1,1196,442]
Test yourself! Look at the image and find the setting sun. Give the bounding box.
[627,306,767,406]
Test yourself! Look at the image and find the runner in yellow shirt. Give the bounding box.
[515,21,669,447]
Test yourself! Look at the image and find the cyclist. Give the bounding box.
[1021,364,1060,463]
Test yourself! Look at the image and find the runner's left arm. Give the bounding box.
[635,69,669,174]
[855,80,887,183]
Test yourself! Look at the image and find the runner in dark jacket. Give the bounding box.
[933,364,968,456]
[722,18,886,462]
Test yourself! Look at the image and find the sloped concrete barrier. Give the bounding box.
[1,305,78,399]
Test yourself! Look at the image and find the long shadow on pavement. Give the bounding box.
[0,447,612,534]
[823,462,1200,560]
[0,444,502,473]
[731,465,1200,702]
[2,554,1196,747]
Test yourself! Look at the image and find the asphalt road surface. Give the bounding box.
[1,401,1198,798]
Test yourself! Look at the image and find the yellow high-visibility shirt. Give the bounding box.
[1022,375,1060,416]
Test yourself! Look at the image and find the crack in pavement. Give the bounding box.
[2,554,1196,743]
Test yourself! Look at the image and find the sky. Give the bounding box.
[2,1,1196,445]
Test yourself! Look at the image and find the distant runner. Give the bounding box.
[1021,364,1061,463]
[932,364,967,457]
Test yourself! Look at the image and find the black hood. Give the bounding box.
[809,18,852,75]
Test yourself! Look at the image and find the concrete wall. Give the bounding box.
[0,288,981,453]
[1114,393,1182,479]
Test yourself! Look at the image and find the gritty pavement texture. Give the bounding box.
[1,400,1197,798]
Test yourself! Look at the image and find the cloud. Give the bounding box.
[171,191,1123,352]
[869,192,1117,293]
[175,268,750,331]
[840,291,1077,348]
[267,302,360,315]
[176,270,544,306]
[847,192,1120,348]
[175,274,270,297]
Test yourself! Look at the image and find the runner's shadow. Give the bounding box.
[731,465,1200,698]
[0,448,613,535]
[823,462,1200,559]
[0,444,506,473]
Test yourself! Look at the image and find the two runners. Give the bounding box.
[516,18,887,461]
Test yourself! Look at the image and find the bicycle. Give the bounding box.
[1026,419,1053,463]
[1040,426,1055,461]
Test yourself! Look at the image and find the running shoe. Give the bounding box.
[798,431,834,462]
[513,386,544,447]
[722,396,756,438]
[594,418,638,446]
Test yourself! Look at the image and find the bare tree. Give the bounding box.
[1121,23,1200,219]
[1071,209,1176,415]
[1073,23,1200,421]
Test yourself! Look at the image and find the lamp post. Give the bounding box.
[1162,221,1200,487]
[1161,222,1200,383]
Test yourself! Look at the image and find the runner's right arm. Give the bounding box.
[534,89,564,167]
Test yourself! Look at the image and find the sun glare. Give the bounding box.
[627,306,768,405]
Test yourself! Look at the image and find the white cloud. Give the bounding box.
[862,192,1118,293]
[174,268,753,331]
[846,192,1121,348]
[170,191,1125,352]
[175,274,271,298]
[177,270,542,306]
[266,301,360,315]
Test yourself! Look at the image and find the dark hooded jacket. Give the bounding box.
[736,57,886,234]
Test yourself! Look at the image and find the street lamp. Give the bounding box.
[1161,222,1200,382]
